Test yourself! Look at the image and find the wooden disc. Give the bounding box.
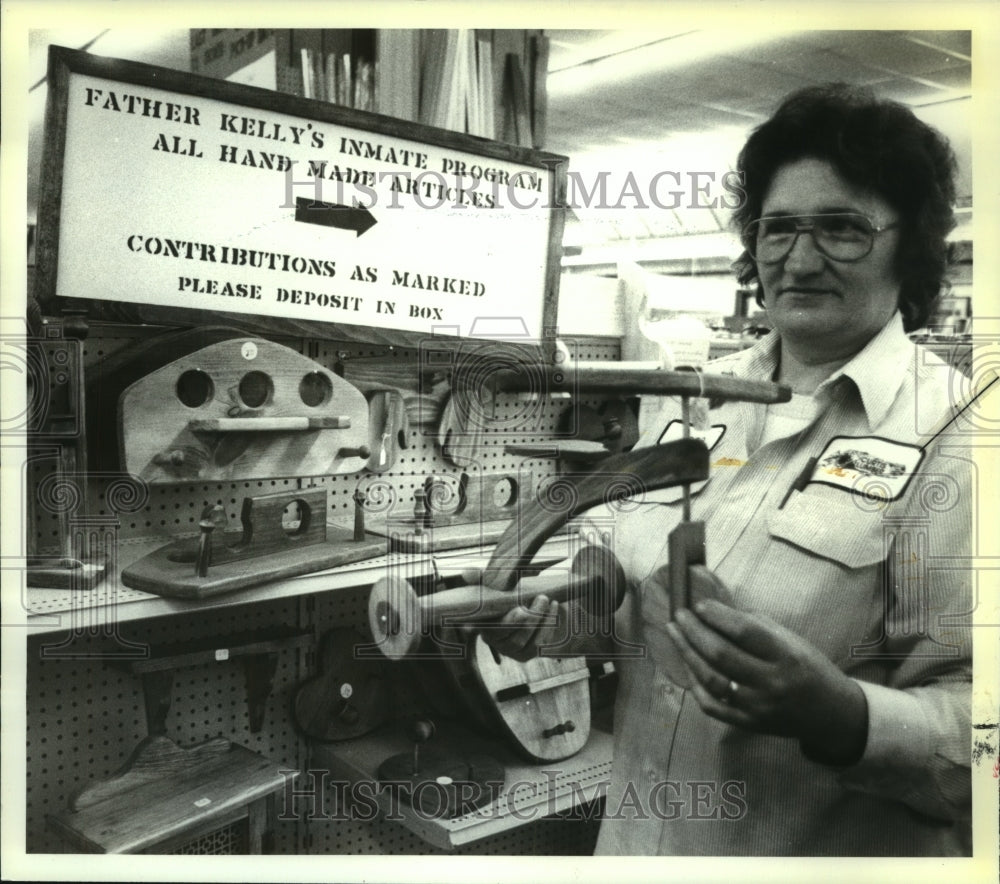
[377,749,504,818]
[293,629,391,742]
[570,544,626,617]
[367,576,422,660]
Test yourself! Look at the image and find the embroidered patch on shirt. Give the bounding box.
[657,420,726,451]
[810,436,925,501]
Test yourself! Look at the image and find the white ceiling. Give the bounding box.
[542,29,971,264]
[25,28,972,265]
[545,29,971,158]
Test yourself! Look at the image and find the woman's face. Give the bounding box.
[757,157,902,361]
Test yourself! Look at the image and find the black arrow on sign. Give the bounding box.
[294,196,377,237]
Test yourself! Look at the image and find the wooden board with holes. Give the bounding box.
[120,338,370,483]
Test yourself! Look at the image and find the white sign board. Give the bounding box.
[38,48,566,343]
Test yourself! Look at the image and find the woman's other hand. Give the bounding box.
[667,597,869,765]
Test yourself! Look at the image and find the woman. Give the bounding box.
[488,83,972,856]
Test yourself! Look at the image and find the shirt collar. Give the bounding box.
[819,312,910,428]
[736,312,910,428]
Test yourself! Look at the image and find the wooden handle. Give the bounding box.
[504,441,612,463]
[440,568,609,621]
[189,416,351,432]
[483,438,709,592]
[492,366,791,404]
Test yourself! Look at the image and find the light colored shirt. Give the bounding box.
[591,313,972,856]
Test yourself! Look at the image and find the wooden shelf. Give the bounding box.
[46,738,289,853]
[311,721,611,850]
[23,530,432,636]
[23,529,573,636]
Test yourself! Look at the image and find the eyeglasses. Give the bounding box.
[743,213,900,264]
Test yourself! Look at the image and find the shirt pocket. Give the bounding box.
[767,488,888,568]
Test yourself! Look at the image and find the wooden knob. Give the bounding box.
[543,720,576,739]
[407,718,435,775]
[352,488,367,541]
[195,504,225,578]
[408,718,436,744]
[412,487,429,525]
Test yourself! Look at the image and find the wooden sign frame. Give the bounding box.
[35,46,567,348]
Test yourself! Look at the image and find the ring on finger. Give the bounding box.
[718,679,739,703]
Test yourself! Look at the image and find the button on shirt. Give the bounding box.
[592,313,972,856]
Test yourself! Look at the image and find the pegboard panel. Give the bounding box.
[26,323,621,857]
[301,808,600,856]
[26,596,308,855]
[31,329,622,551]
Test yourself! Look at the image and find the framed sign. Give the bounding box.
[35,46,567,345]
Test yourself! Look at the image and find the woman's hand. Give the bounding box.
[479,594,565,662]
[666,598,869,765]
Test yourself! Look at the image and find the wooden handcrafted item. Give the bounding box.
[112,626,312,734]
[339,356,451,428]
[369,542,629,662]
[368,442,706,657]
[464,546,625,761]
[293,628,392,742]
[119,338,370,483]
[365,389,409,473]
[438,385,494,467]
[122,487,387,599]
[480,441,708,592]
[501,402,636,467]
[368,371,787,760]
[492,364,792,404]
[47,735,289,854]
[468,637,590,762]
[365,471,528,554]
[26,332,107,589]
[86,326,251,472]
[376,718,504,818]
[368,442,705,761]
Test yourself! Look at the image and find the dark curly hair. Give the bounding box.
[731,83,957,331]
